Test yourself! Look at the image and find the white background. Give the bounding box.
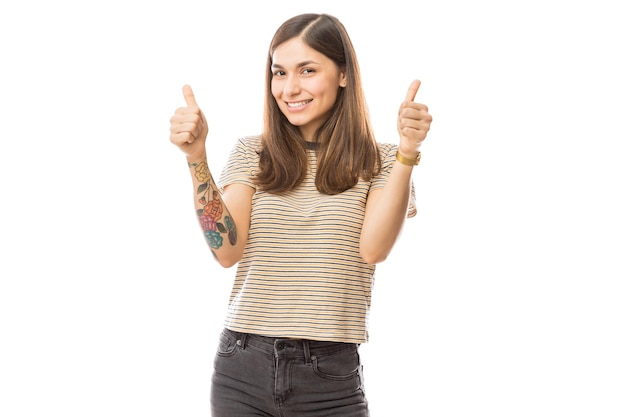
[1,0,625,416]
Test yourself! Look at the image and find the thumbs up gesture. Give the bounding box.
[397,80,432,157]
[170,84,209,160]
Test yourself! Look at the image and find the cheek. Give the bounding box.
[311,80,338,102]
[271,80,282,100]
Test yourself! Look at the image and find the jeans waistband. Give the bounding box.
[223,328,358,363]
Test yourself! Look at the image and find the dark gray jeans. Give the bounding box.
[211,328,369,417]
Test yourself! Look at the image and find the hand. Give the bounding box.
[169,84,209,160]
[397,80,432,157]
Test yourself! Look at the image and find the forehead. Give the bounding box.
[271,37,328,67]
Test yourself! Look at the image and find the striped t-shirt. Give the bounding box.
[218,135,416,343]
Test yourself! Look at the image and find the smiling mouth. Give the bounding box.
[286,99,312,108]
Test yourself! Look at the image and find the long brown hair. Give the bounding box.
[254,13,381,195]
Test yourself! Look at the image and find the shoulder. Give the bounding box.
[377,142,398,161]
[219,135,262,186]
[229,135,262,160]
[236,135,263,151]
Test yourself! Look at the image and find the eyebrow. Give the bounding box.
[271,60,319,69]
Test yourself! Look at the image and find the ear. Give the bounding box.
[339,70,347,88]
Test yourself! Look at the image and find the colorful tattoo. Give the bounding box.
[189,161,237,250]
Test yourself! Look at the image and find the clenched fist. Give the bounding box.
[397,80,432,158]
[169,84,209,161]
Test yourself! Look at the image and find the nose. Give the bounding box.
[284,74,301,97]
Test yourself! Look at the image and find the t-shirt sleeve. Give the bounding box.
[370,143,417,218]
[217,137,259,192]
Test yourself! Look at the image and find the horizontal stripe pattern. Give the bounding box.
[218,136,416,343]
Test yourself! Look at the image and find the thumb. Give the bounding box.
[182,84,198,107]
[404,79,421,102]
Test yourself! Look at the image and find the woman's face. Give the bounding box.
[271,37,346,141]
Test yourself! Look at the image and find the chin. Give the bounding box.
[285,117,307,128]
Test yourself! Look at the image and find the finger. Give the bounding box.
[170,111,202,125]
[170,132,194,146]
[404,79,421,102]
[171,122,199,136]
[183,84,198,107]
[401,104,430,119]
[401,118,431,133]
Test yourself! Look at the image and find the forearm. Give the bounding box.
[361,76,430,263]
[187,157,243,267]
[360,161,414,264]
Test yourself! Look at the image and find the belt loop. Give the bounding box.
[303,340,311,364]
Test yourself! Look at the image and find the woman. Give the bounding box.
[169,13,432,417]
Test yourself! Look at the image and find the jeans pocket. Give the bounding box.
[216,329,241,357]
[311,346,361,381]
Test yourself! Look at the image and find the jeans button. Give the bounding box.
[277,342,286,350]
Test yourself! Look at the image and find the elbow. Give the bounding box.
[217,258,239,269]
[359,245,390,265]
[212,251,241,269]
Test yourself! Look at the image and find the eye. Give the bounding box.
[302,68,315,75]
[272,70,285,77]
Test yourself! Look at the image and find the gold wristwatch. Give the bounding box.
[396,151,421,166]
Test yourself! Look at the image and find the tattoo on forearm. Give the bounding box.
[189,161,237,250]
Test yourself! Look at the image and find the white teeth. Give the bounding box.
[287,100,311,108]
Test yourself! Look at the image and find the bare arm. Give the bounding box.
[360,162,414,264]
[360,80,432,264]
[187,159,253,267]
[170,85,253,268]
